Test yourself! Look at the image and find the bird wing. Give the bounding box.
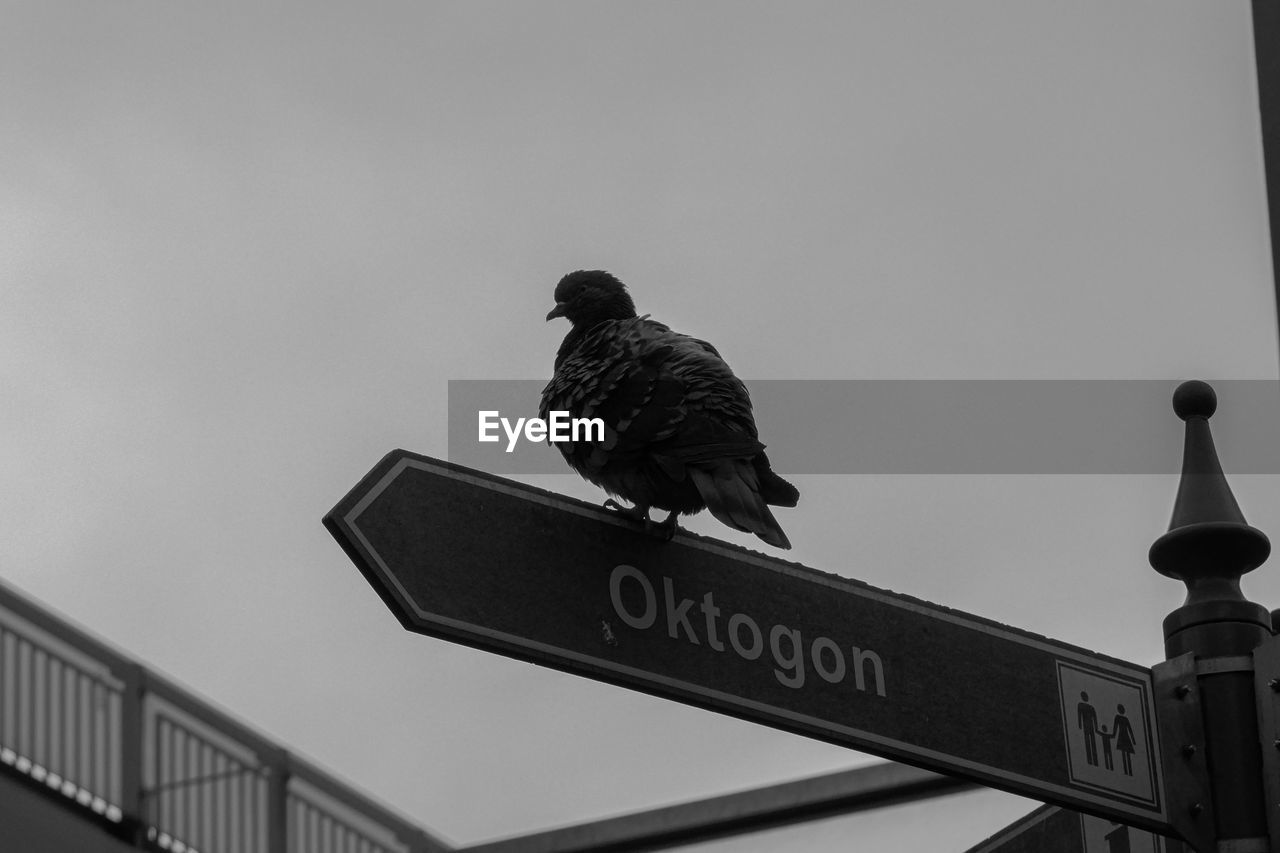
[540,316,763,476]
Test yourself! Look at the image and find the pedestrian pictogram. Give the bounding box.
[1057,662,1158,807]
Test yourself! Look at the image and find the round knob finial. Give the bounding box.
[1172,380,1216,421]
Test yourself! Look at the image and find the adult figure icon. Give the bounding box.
[1112,703,1136,776]
[1077,691,1100,766]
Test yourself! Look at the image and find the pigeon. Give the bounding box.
[541,270,799,549]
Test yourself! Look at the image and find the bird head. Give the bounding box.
[546,270,637,327]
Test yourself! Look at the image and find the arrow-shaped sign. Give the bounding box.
[325,451,1184,837]
[964,805,1182,853]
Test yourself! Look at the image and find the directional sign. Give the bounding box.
[965,806,1181,853]
[324,451,1175,835]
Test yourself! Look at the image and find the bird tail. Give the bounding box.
[755,452,799,507]
[689,460,793,550]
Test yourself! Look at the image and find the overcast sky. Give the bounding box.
[3,2,1278,850]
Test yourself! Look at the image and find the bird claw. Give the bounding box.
[651,512,679,541]
[603,499,649,522]
[603,500,678,542]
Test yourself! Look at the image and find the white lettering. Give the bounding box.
[549,410,570,442]
[478,411,500,442]
[811,637,846,684]
[770,624,805,689]
[663,578,699,644]
[852,647,887,697]
[728,613,763,660]
[573,416,605,442]
[700,592,725,652]
[604,568,886,698]
[609,565,656,629]
[501,417,524,453]
[476,410,607,450]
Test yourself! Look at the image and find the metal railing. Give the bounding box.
[0,580,450,852]
[0,619,125,821]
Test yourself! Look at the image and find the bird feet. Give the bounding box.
[603,500,679,541]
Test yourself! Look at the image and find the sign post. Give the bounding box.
[325,382,1271,852]
[1145,382,1272,852]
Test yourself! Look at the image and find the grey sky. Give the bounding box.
[2,1,1277,849]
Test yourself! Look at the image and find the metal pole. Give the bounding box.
[1251,1,1280,374]
[1150,381,1272,852]
[118,661,146,844]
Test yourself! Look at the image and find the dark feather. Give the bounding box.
[541,270,798,549]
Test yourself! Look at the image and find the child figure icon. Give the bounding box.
[1097,723,1114,771]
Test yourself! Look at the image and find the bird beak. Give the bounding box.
[545,302,568,322]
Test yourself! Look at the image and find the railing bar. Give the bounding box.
[198,739,208,850]
[91,679,99,799]
[245,761,253,853]
[79,671,90,795]
[212,751,220,853]
[27,640,37,762]
[88,675,98,800]
[199,736,209,851]
[96,682,107,804]
[111,688,121,808]
[10,632,18,751]
[17,637,28,758]
[195,740,204,852]
[48,655,60,779]
[167,718,178,839]
[62,649,73,782]
[221,753,231,853]
[186,728,196,847]
[82,670,93,793]
[48,650,60,778]
[243,766,252,853]
[39,648,50,775]
[176,725,185,844]
[63,663,73,792]
[167,721,177,841]
[31,645,41,769]
[0,627,8,747]
[223,757,233,853]
[157,714,168,830]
